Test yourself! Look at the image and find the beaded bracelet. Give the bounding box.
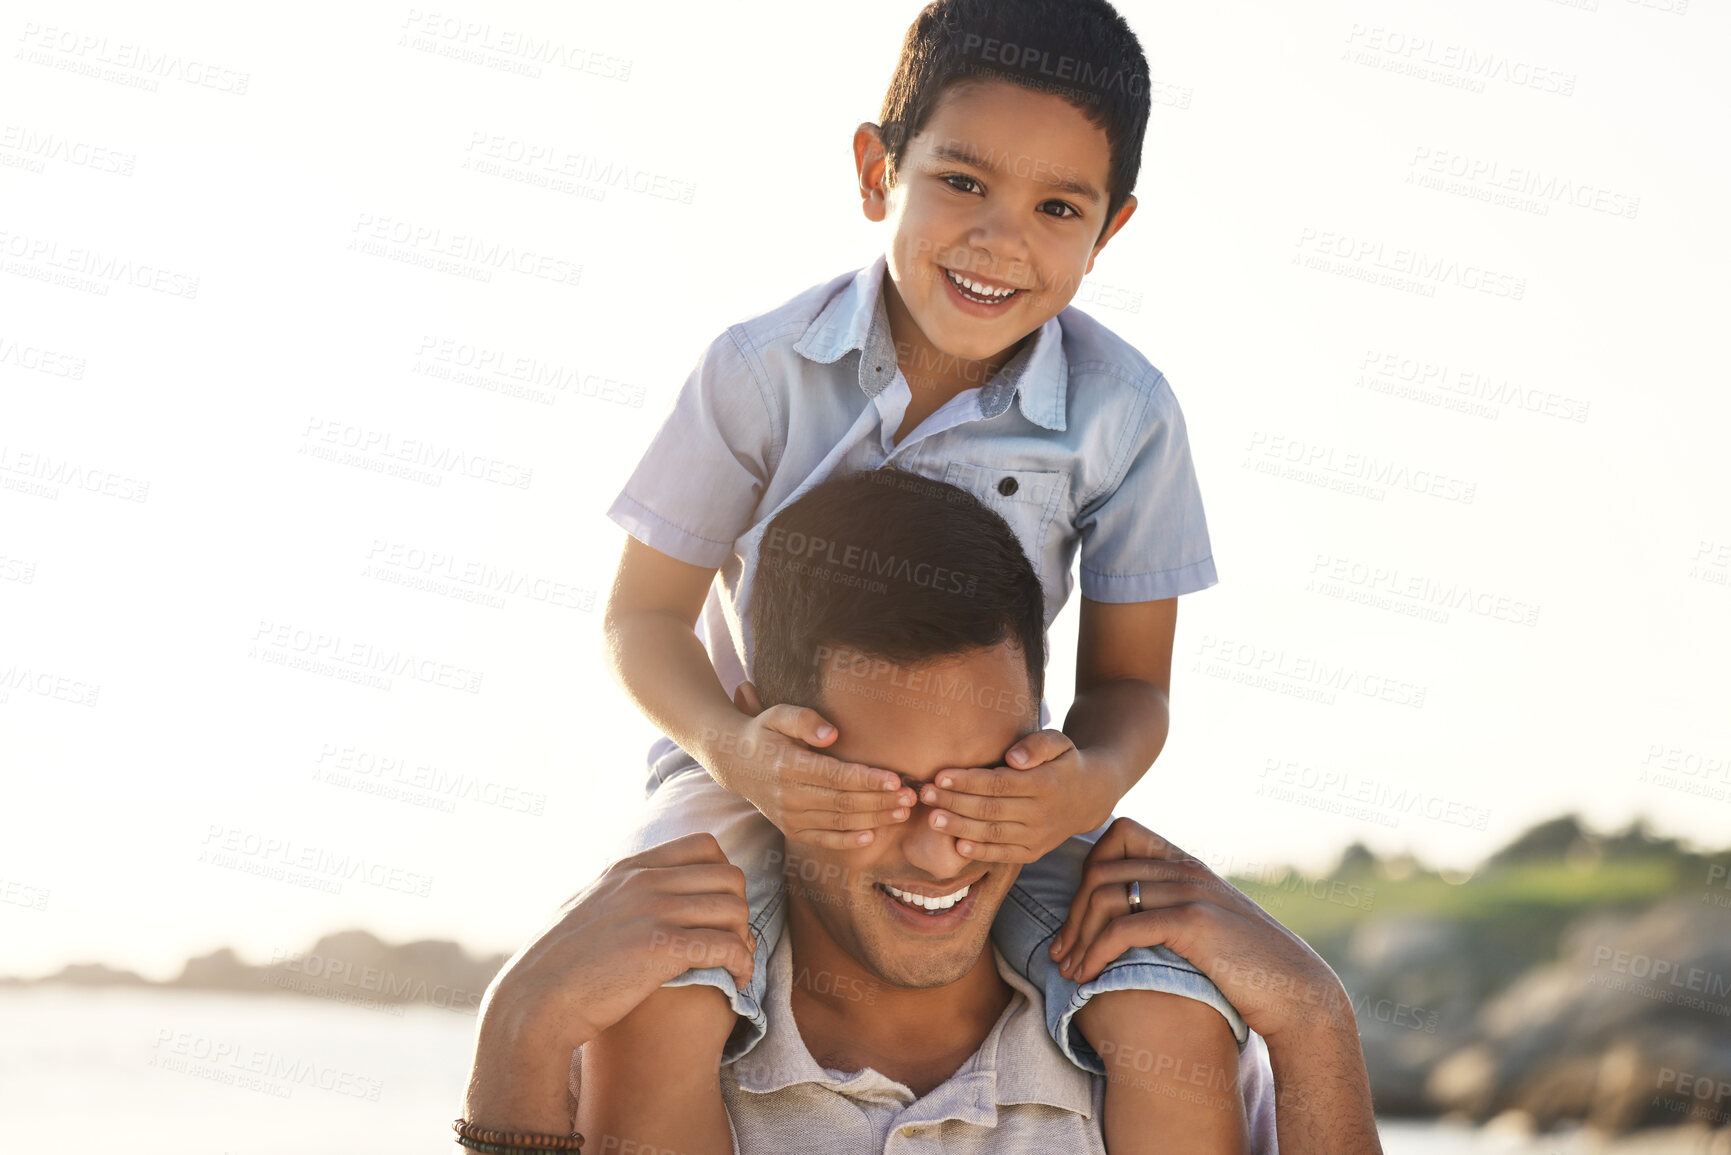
[456,1139,550,1155]
[453,1117,584,1152]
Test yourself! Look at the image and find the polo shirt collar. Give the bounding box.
[978,945,1096,1119]
[727,933,1095,1122]
[793,254,1068,431]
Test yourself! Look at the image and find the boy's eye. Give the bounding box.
[940,173,1081,220]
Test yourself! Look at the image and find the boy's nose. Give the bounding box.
[967,203,1031,267]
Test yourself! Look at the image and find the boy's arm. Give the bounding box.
[1066,600,1253,1152]
[1059,595,1177,806]
[915,596,1176,862]
[602,539,750,773]
[603,538,915,846]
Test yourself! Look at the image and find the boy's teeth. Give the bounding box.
[946,270,1015,300]
[884,883,971,911]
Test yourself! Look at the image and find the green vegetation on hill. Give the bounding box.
[1229,814,1731,993]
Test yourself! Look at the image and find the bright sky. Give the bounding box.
[2,0,1726,980]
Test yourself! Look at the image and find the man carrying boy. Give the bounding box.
[459,476,1381,1152]
[596,0,1252,1147]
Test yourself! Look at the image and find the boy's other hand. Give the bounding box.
[705,682,916,849]
[916,729,1112,863]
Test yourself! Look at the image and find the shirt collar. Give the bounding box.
[727,931,1095,1122]
[793,254,1069,432]
[976,943,1097,1119]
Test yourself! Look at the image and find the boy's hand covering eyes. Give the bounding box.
[707,685,916,849]
[917,729,1110,863]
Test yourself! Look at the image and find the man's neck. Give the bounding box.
[783,902,1013,1098]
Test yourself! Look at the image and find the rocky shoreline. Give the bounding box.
[1291,817,1731,1140]
[11,815,1731,1141]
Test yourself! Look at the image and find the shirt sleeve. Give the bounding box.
[1240,1033,1280,1154]
[607,327,779,569]
[1076,371,1218,602]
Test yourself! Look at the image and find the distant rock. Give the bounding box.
[41,962,149,987]
[16,930,508,1015]
[1339,916,1479,1116]
[1424,900,1731,1135]
[255,930,507,1013]
[176,947,259,991]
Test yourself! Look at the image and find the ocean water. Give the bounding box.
[3,986,476,1153]
[0,988,1716,1153]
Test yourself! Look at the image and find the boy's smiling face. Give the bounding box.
[858,78,1137,378]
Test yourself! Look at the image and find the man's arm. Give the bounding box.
[458,834,755,1149]
[1262,1025,1381,1152]
[1052,819,1383,1155]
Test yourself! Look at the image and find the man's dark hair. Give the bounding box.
[751,470,1045,712]
[878,0,1152,238]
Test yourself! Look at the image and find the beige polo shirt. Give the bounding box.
[720,935,1279,1152]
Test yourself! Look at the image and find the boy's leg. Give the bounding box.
[1076,991,1250,1154]
[992,821,1249,1070]
[575,985,735,1153]
[995,824,1253,1152]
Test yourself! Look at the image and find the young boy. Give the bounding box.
[586,0,1251,1148]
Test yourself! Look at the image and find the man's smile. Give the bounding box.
[873,873,991,932]
[881,880,974,910]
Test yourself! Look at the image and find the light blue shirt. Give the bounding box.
[609,255,1217,773]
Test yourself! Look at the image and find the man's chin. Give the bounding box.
[860,944,983,991]
[853,902,999,989]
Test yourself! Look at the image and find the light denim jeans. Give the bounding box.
[626,755,1248,1072]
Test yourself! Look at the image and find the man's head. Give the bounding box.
[856,0,1151,366]
[750,470,1044,988]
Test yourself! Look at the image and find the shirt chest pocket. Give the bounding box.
[941,461,1069,584]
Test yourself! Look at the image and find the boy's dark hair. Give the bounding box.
[751,470,1045,712]
[878,0,1152,237]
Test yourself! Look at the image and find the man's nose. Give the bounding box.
[899,805,972,882]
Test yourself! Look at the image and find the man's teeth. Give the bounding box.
[883,883,971,911]
[946,270,1016,300]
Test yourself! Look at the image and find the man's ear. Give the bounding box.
[732,680,764,716]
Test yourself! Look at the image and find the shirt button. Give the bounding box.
[997,476,1019,496]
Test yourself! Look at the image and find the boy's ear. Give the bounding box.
[732,680,765,716]
[853,123,890,223]
[1085,193,1138,276]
